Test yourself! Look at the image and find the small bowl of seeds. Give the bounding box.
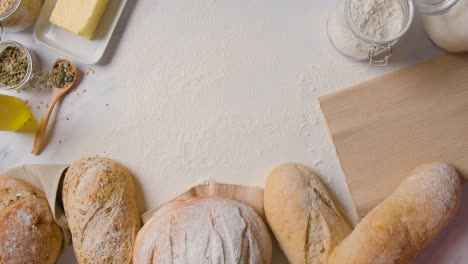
[0,40,41,90]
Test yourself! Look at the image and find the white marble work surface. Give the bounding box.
[1,0,466,263]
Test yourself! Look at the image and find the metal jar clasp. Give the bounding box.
[369,43,392,66]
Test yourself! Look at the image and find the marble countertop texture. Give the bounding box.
[1,0,466,263]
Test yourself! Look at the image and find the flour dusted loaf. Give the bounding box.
[133,196,272,264]
[63,157,141,264]
[264,163,352,264]
[328,162,463,264]
[0,176,63,264]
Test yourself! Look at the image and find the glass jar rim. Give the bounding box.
[0,0,23,21]
[345,0,415,45]
[414,0,462,15]
[0,40,34,90]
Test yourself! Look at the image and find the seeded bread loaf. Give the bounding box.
[63,157,141,264]
[133,196,272,264]
[327,162,464,264]
[0,176,63,264]
[264,163,352,264]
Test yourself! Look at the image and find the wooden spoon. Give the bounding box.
[32,59,78,155]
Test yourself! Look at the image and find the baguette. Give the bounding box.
[264,163,352,264]
[0,176,63,264]
[63,157,141,264]
[327,162,462,264]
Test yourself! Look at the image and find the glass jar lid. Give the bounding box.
[415,0,463,15]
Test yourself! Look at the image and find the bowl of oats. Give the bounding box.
[0,41,40,90]
[0,0,41,32]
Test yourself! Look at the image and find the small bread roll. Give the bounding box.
[0,176,63,264]
[328,162,462,264]
[264,163,352,264]
[133,196,272,264]
[63,157,141,264]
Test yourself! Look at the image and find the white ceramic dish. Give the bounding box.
[33,0,127,64]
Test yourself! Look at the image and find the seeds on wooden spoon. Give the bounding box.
[51,61,75,88]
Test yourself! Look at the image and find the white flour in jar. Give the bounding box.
[328,0,405,59]
[350,0,404,40]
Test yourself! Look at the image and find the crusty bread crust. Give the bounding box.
[0,176,63,264]
[63,157,141,264]
[327,162,462,264]
[133,196,272,264]
[264,163,352,264]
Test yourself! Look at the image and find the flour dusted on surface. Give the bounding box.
[350,0,404,41]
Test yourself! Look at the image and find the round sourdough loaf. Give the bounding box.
[63,157,141,264]
[0,176,63,264]
[133,196,272,264]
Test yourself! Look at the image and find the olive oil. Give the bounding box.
[0,94,31,131]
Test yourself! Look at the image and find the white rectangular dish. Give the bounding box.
[34,0,128,64]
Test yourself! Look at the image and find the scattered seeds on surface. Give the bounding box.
[40,101,43,104]
[66,117,69,120]
[36,106,40,110]
[82,89,87,93]
[24,100,29,104]
[59,140,62,144]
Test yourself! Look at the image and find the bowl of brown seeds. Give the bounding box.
[0,40,41,90]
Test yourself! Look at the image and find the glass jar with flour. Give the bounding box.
[416,0,468,52]
[327,0,414,65]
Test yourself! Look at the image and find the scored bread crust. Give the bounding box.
[0,176,63,264]
[133,196,272,264]
[63,157,142,264]
[327,162,462,264]
[264,163,352,264]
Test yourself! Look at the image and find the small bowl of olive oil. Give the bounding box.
[0,94,31,131]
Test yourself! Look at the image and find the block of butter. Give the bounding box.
[50,0,110,39]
